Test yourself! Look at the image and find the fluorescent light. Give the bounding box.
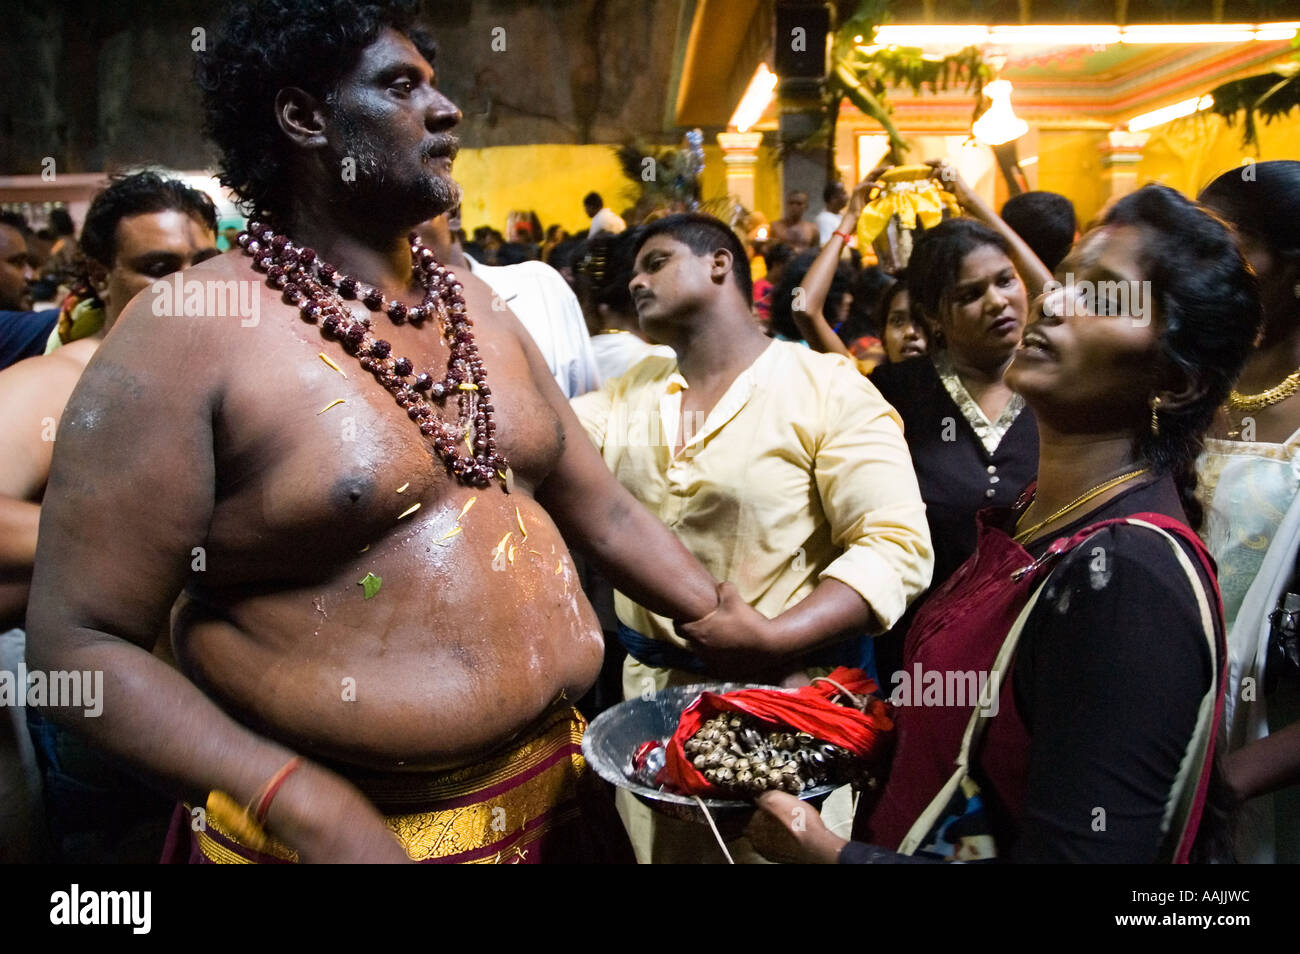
[1256,24,1300,40]
[1127,95,1212,131]
[990,26,1120,45]
[873,25,990,47]
[1122,25,1254,43]
[867,23,1296,48]
[729,63,778,133]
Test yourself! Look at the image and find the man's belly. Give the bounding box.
[172,511,604,772]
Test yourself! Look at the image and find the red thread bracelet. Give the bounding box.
[252,756,303,825]
[833,230,853,243]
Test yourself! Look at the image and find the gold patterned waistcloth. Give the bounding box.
[161,705,633,864]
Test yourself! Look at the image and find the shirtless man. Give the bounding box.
[770,191,819,253]
[0,172,219,630]
[27,1,716,863]
[0,172,217,863]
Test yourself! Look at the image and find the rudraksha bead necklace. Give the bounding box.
[237,222,507,489]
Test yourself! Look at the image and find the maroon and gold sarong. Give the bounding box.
[161,705,632,864]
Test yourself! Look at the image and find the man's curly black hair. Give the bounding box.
[196,0,436,220]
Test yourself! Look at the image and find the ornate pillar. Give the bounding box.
[1099,129,1149,202]
[716,131,764,210]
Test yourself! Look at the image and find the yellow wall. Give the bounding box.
[457,141,787,236]
[452,144,633,237]
[1035,129,1111,227]
[453,112,1299,242]
[1137,111,1300,199]
[701,142,783,222]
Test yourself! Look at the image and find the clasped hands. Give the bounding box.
[676,581,789,679]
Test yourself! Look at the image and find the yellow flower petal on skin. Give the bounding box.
[318,353,347,377]
[555,560,563,575]
[507,545,516,564]
[515,507,527,538]
[317,398,346,414]
[397,502,421,520]
[458,496,478,520]
[396,482,410,494]
[494,532,513,561]
[438,525,462,542]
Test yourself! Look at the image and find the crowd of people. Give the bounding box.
[1,0,1298,866]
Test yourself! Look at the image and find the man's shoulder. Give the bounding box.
[767,341,898,418]
[772,339,863,381]
[605,352,678,393]
[0,342,87,399]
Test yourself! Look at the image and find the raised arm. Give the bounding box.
[929,159,1053,300]
[24,297,406,862]
[792,172,885,357]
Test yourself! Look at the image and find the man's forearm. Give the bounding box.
[767,578,873,657]
[1226,718,1300,803]
[578,491,719,624]
[24,625,380,851]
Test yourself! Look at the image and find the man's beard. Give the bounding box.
[337,117,461,226]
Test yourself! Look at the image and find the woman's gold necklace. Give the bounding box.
[1012,468,1150,544]
[1226,366,1300,413]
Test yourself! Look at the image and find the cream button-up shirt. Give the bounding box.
[571,340,933,652]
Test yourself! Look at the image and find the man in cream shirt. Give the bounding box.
[572,213,932,862]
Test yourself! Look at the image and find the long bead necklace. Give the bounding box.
[237,221,508,489]
[1012,468,1149,544]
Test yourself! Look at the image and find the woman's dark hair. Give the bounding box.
[49,207,76,237]
[769,250,854,342]
[869,273,910,339]
[762,242,794,275]
[905,218,1012,342]
[196,0,432,219]
[847,266,893,339]
[1198,159,1300,261]
[1103,184,1261,532]
[80,171,218,269]
[547,237,587,273]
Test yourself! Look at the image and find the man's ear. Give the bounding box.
[87,260,109,307]
[710,248,733,286]
[274,87,329,149]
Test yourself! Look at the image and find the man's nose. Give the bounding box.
[427,90,462,131]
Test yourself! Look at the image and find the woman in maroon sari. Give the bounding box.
[746,184,1261,864]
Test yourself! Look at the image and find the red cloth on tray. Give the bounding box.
[663,667,895,796]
